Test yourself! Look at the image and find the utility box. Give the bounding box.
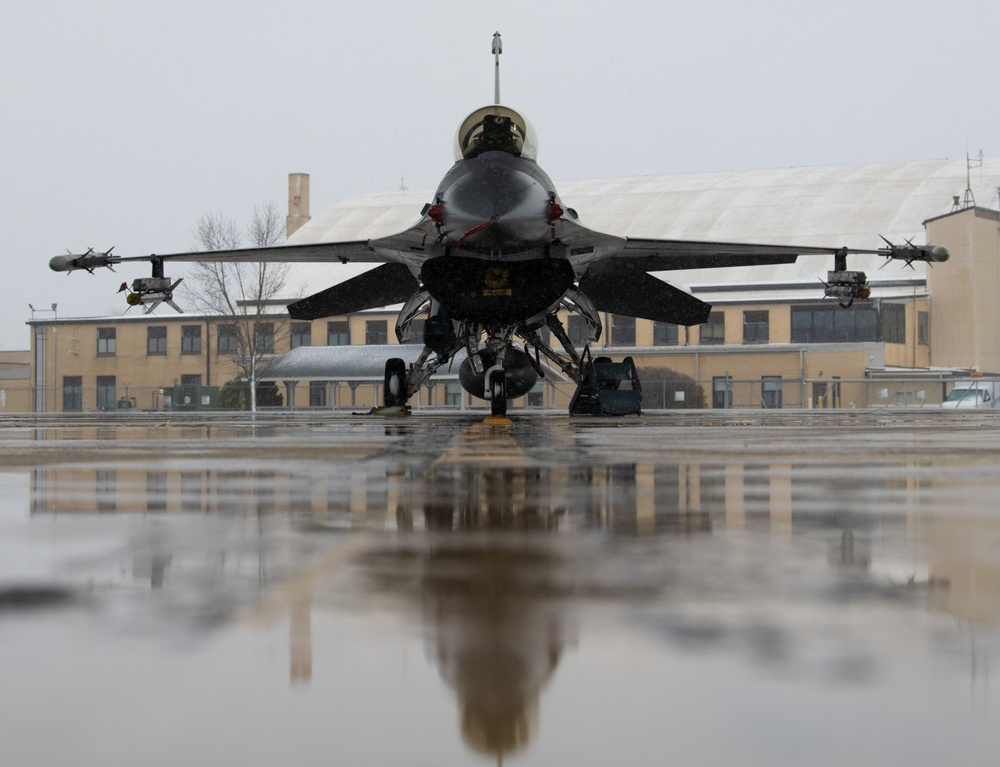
[162,385,220,411]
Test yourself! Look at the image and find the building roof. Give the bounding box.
[285,158,1000,295]
[263,344,567,382]
[264,344,436,381]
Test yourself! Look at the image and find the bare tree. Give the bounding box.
[185,201,291,411]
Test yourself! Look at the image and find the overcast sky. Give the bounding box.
[3,0,999,350]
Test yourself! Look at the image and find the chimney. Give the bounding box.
[286,173,311,238]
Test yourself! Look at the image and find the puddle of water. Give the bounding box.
[1,413,998,766]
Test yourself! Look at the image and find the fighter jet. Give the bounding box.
[51,33,949,416]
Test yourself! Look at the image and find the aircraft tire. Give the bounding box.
[489,370,507,417]
[384,358,407,407]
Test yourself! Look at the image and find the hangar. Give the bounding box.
[27,158,1000,412]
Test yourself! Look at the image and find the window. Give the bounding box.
[701,312,725,345]
[611,314,635,346]
[366,320,388,345]
[218,324,238,353]
[812,382,828,408]
[291,322,312,349]
[254,322,275,353]
[97,327,116,355]
[147,326,167,355]
[762,376,782,409]
[96,471,116,512]
[96,375,116,411]
[653,321,678,346]
[790,305,878,343]
[181,472,203,512]
[181,325,202,354]
[567,315,589,347]
[743,311,769,344]
[526,382,544,408]
[63,376,83,412]
[147,473,167,512]
[445,383,463,407]
[882,304,906,344]
[917,311,929,345]
[309,381,327,407]
[712,376,732,408]
[180,374,202,387]
[327,321,350,346]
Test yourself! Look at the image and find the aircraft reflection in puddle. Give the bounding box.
[26,440,1000,759]
[362,531,572,756]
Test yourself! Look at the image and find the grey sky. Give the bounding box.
[3,0,998,350]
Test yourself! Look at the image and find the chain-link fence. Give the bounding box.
[19,374,997,413]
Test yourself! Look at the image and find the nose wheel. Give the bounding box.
[488,368,507,417]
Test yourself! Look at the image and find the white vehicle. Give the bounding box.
[942,379,1000,409]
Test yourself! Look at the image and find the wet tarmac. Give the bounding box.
[2,409,999,766]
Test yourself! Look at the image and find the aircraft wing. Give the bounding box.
[52,218,440,273]
[559,219,838,274]
[559,218,948,327]
[50,221,442,318]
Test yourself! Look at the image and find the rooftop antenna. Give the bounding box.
[492,31,502,105]
[963,149,983,208]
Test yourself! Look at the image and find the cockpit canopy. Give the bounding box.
[454,105,538,161]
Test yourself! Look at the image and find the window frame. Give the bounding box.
[96,327,116,356]
[365,320,388,345]
[610,314,636,346]
[701,312,725,345]
[147,325,167,356]
[254,322,275,354]
[217,324,238,353]
[327,321,350,346]
[290,321,312,349]
[653,321,679,346]
[63,375,83,412]
[743,310,769,344]
[96,375,116,411]
[181,325,202,354]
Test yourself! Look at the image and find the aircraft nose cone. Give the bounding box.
[441,154,551,254]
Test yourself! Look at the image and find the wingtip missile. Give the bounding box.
[877,237,949,264]
[49,247,119,273]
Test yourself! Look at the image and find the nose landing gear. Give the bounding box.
[486,366,508,417]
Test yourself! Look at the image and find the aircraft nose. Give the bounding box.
[441,156,551,253]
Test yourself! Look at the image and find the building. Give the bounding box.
[26,160,1000,412]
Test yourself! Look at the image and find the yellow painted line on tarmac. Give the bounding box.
[429,415,530,467]
[482,415,513,426]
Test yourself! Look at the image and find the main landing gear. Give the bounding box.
[381,357,410,412]
[384,358,407,406]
